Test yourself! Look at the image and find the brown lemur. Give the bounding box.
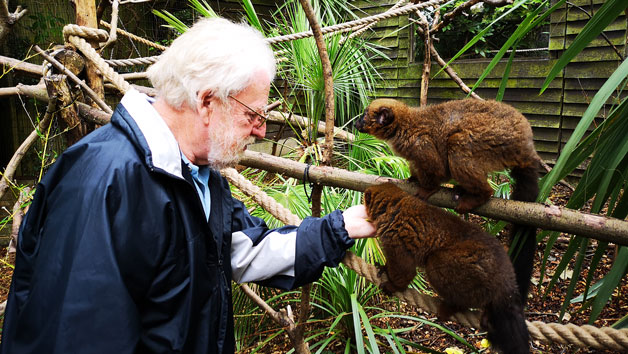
[355,98,540,304]
[364,183,530,354]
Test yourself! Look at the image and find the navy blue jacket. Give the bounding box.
[1,89,354,353]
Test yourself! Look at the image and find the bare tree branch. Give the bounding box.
[239,150,628,246]
[0,54,42,76]
[8,186,32,263]
[413,18,483,100]
[0,1,27,44]
[34,45,113,114]
[415,10,431,107]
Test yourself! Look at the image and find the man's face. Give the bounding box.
[205,71,270,169]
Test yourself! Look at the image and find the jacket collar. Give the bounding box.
[117,88,183,179]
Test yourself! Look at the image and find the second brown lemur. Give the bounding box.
[364,183,530,354]
[355,98,540,304]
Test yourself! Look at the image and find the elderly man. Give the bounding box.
[1,18,375,353]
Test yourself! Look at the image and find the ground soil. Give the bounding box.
[0,185,625,353]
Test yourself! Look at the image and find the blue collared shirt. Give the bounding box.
[181,153,211,220]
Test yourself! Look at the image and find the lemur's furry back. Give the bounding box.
[364,183,530,354]
[356,98,540,304]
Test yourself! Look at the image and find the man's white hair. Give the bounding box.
[147,17,276,110]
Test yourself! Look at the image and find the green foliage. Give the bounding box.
[270,0,386,134]
[416,0,548,61]
[443,0,627,325]
[27,12,65,45]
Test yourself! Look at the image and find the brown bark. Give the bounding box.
[8,186,31,264]
[415,11,431,107]
[44,74,86,146]
[0,0,27,45]
[299,0,335,168]
[34,45,112,114]
[73,0,105,103]
[0,54,42,76]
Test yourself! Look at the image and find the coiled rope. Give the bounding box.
[62,24,132,93]
[220,167,628,351]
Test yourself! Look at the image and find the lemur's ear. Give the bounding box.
[375,107,394,126]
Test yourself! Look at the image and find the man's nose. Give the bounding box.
[251,124,266,139]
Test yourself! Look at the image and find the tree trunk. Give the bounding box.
[73,0,105,104]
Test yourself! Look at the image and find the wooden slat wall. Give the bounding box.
[353,0,627,171]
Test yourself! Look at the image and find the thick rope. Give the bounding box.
[344,0,407,42]
[222,167,628,350]
[63,25,132,93]
[105,56,160,67]
[221,168,302,226]
[265,0,443,45]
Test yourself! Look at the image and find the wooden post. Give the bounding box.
[73,0,105,103]
[44,74,85,146]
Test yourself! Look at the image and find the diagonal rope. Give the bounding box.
[63,25,131,93]
[265,0,443,44]
[100,20,167,51]
[221,167,628,351]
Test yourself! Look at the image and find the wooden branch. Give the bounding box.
[415,10,431,107]
[0,54,42,76]
[432,0,482,32]
[240,283,308,352]
[34,45,113,114]
[299,0,335,167]
[44,74,87,145]
[0,98,57,201]
[429,39,483,100]
[412,16,482,100]
[238,150,628,246]
[286,2,338,352]
[14,82,111,126]
[0,86,20,96]
[0,1,27,44]
[8,186,31,264]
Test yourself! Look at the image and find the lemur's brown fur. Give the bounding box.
[356,98,541,213]
[356,98,540,303]
[363,183,530,354]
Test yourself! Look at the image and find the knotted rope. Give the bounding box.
[220,167,628,351]
[62,24,132,93]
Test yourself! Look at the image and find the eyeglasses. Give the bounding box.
[228,95,279,129]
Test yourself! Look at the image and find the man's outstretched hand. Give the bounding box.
[342,205,376,239]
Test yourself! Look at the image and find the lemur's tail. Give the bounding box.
[509,164,540,304]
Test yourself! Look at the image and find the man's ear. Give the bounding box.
[196,90,214,124]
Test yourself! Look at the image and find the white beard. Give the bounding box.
[206,123,255,170]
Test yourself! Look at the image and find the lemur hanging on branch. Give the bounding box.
[355,98,540,305]
[364,183,530,354]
